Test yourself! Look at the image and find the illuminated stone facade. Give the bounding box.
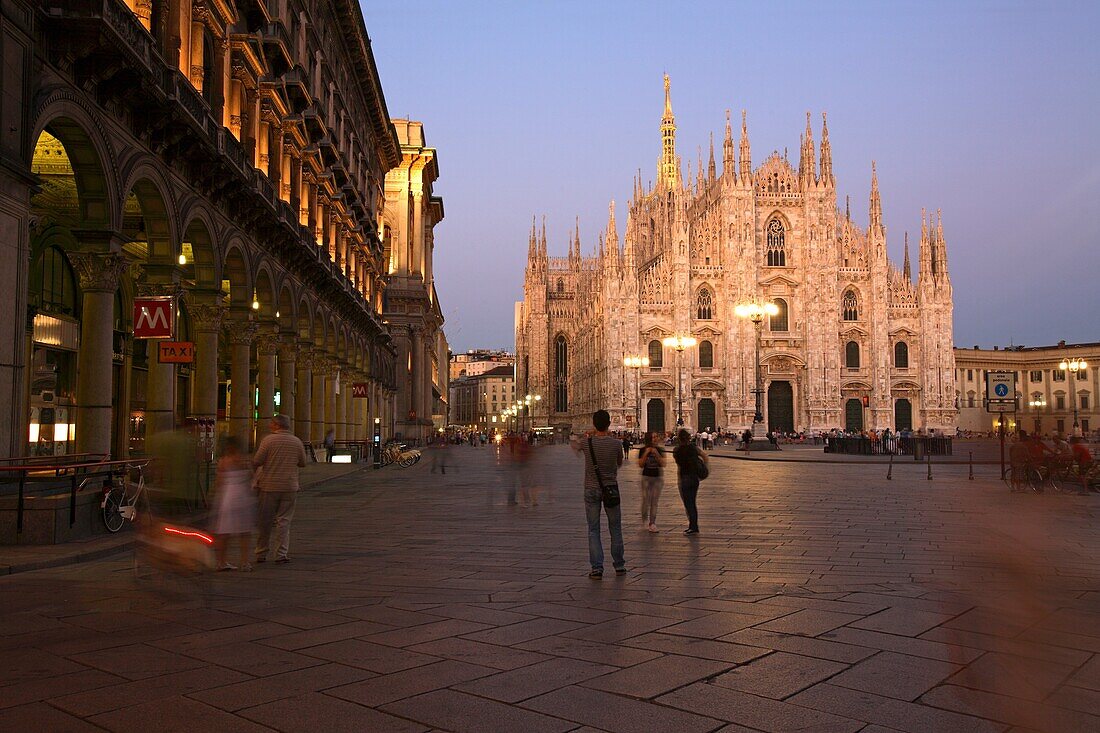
[0,0,436,459]
[516,77,957,434]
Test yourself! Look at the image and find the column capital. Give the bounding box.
[136,281,185,299]
[255,328,281,356]
[189,302,228,333]
[225,320,259,345]
[69,252,129,292]
[277,339,299,362]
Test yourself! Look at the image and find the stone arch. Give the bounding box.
[296,293,315,341]
[221,240,253,309]
[178,204,219,288]
[253,263,278,321]
[276,279,297,335]
[119,165,177,266]
[31,94,117,228]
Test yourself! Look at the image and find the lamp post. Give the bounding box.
[1058,358,1088,435]
[735,300,780,428]
[521,394,541,432]
[661,336,697,428]
[1028,398,1047,436]
[623,355,649,433]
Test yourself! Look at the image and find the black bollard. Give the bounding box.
[927,452,933,481]
[886,452,893,480]
[968,451,974,480]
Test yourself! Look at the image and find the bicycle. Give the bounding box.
[100,461,150,532]
[1005,461,1043,493]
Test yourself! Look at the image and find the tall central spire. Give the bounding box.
[659,74,679,189]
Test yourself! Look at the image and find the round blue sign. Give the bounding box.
[994,383,1009,397]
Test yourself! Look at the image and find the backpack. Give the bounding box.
[642,448,661,475]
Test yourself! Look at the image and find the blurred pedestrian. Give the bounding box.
[637,431,665,532]
[212,435,256,571]
[673,428,707,535]
[323,428,336,462]
[253,414,307,564]
[571,410,625,578]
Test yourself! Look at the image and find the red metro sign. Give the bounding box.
[133,297,174,339]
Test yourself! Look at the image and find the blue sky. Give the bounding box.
[367,1,1100,353]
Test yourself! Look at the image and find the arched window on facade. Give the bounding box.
[842,289,859,321]
[766,218,786,267]
[769,298,789,332]
[34,246,78,317]
[554,335,568,413]
[648,339,663,368]
[698,340,714,368]
[556,278,564,294]
[696,287,713,320]
[894,341,909,368]
[845,340,861,368]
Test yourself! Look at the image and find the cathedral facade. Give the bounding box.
[515,77,957,435]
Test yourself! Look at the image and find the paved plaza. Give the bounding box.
[2,445,1100,732]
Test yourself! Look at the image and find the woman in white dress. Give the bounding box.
[212,436,257,571]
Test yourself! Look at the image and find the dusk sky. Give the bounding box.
[368,1,1100,354]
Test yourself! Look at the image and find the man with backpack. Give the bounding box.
[673,428,708,535]
[570,410,625,578]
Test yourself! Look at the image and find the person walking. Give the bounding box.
[323,428,336,462]
[673,428,707,535]
[571,410,625,578]
[636,431,665,532]
[211,435,256,571]
[254,414,307,564]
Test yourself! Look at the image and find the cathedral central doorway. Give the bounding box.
[767,381,794,434]
[697,398,716,432]
[895,398,913,431]
[845,398,864,432]
[647,398,666,435]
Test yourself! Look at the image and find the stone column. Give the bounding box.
[334,364,347,441]
[311,356,329,445]
[324,362,338,443]
[294,347,312,444]
[188,301,225,422]
[255,330,279,442]
[227,320,258,447]
[412,328,425,442]
[69,253,128,456]
[139,282,181,437]
[277,339,297,428]
[411,190,424,275]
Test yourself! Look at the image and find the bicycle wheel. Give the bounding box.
[1026,467,1045,493]
[399,455,416,468]
[102,489,126,533]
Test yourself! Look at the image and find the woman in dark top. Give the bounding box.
[672,428,707,535]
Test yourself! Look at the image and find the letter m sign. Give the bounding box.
[133,297,174,339]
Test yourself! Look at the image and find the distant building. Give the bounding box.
[515,76,955,435]
[449,350,515,381]
[449,365,516,431]
[954,342,1099,436]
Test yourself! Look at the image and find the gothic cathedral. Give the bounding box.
[515,76,957,435]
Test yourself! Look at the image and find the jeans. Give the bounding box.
[256,491,297,561]
[585,495,624,571]
[678,475,700,531]
[640,476,662,525]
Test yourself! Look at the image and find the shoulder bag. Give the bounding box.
[695,447,710,481]
[588,437,621,508]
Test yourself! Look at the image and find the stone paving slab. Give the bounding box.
[2,444,1100,731]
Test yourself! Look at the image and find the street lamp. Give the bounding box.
[623,356,649,433]
[1028,398,1047,436]
[661,336,697,428]
[521,394,541,432]
[1058,358,1088,434]
[735,300,780,426]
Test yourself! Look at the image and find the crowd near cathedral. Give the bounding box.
[516,76,957,436]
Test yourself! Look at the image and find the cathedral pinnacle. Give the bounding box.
[903,231,912,281]
[708,132,716,182]
[819,111,834,186]
[869,161,883,233]
[723,110,735,178]
[799,111,816,187]
[738,109,751,182]
[659,74,678,190]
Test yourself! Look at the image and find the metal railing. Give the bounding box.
[824,435,953,457]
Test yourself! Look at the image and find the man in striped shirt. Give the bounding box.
[570,410,625,578]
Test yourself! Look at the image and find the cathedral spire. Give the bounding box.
[738,109,751,183]
[799,111,816,187]
[527,216,537,265]
[708,132,717,182]
[819,112,834,186]
[606,199,618,250]
[903,231,912,281]
[659,74,678,190]
[919,208,933,281]
[539,216,547,260]
[696,146,704,192]
[934,208,949,282]
[869,161,883,233]
[723,110,735,178]
[845,195,850,222]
